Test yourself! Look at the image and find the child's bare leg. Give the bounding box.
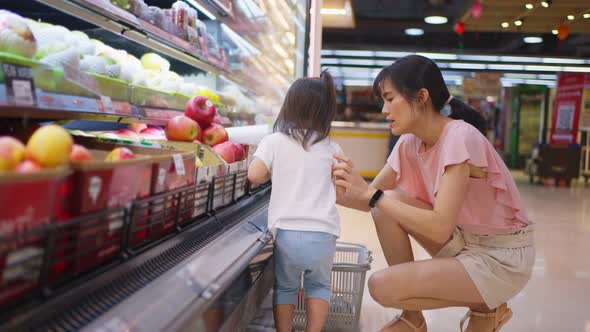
[304,298,329,332]
[273,304,295,332]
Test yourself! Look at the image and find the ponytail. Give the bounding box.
[448,97,487,135]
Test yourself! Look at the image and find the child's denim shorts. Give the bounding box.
[273,229,337,305]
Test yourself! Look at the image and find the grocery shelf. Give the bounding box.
[0,104,183,125]
[34,0,228,78]
[0,187,272,331]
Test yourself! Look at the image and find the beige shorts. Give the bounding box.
[435,224,536,309]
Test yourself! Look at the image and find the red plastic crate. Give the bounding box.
[0,167,71,308]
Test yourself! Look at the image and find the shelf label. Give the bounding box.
[100,96,114,114]
[172,154,186,176]
[63,64,100,96]
[2,64,36,106]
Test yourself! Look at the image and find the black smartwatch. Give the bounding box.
[369,189,384,208]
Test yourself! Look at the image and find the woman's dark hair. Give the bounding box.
[273,70,337,150]
[373,55,486,135]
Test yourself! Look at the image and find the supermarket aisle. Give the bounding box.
[338,174,590,332]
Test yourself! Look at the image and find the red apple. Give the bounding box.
[15,160,42,173]
[70,144,93,161]
[115,128,139,138]
[203,124,228,146]
[140,127,165,136]
[228,142,245,161]
[140,127,167,140]
[129,123,148,133]
[0,136,26,171]
[212,115,222,124]
[213,142,235,163]
[185,96,217,128]
[166,115,200,142]
[105,147,135,161]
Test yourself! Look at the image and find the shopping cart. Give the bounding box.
[293,242,372,332]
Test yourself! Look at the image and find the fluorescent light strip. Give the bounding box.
[374,51,411,58]
[488,64,525,71]
[501,78,525,84]
[563,66,590,72]
[321,58,340,65]
[525,65,562,71]
[339,59,376,66]
[525,79,556,86]
[449,63,487,70]
[537,74,557,80]
[343,79,372,86]
[504,73,536,79]
[334,50,375,57]
[500,56,539,63]
[417,52,458,60]
[442,75,466,81]
[542,58,585,64]
[321,50,334,56]
[186,0,217,20]
[459,55,500,62]
[375,60,394,66]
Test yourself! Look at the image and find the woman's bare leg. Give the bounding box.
[369,190,488,331]
[370,190,439,330]
[368,257,486,309]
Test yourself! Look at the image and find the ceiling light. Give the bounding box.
[488,64,525,71]
[525,3,534,9]
[405,28,424,36]
[525,65,562,71]
[449,63,487,70]
[541,0,551,8]
[424,16,448,24]
[524,36,543,44]
[416,52,458,60]
[567,15,575,20]
[501,22,510,28]
[584,13,590,19]
[514,19,523,26]
[552,29,558,35]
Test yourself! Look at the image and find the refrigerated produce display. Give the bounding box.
[0,0,309,330]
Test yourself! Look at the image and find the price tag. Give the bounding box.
[63,64,100,95]
[101,96,114,114]
[173,154,186,176]
[2,64,36,106]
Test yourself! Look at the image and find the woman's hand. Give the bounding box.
[332,154,376,212]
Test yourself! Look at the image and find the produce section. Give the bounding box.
[0,0,308,330]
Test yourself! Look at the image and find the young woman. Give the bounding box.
[332,55,535,332]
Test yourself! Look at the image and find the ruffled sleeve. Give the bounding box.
[435,122,529,225]
[386,135,430,203]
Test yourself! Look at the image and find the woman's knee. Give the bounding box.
[367,270,405,308]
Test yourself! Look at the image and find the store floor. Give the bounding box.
[338,172,590,332]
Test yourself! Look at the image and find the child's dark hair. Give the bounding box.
[373,55,486,135]
[273,70,337,150]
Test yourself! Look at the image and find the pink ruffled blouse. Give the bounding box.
[387,120,529,235]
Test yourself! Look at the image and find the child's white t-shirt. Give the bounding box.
[253,132,343,238]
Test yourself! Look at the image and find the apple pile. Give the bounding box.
[183,96,245,163]
[0,125,73,173]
